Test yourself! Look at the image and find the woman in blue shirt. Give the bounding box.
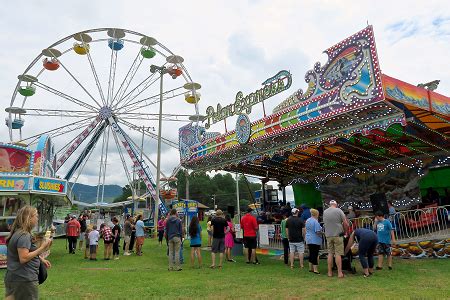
[305,209,322,274]
[189,216,202,268]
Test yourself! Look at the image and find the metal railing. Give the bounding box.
[260,205,450,251]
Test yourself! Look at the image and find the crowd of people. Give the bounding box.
[3,199,401,298]
[278,200,397,278]
[60,201,397,278]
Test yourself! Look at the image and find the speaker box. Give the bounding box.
[370,193,389,215]
[227,205,235,218]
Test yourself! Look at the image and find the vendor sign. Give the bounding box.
[0,175,30,191]
[32,177,67,194]
[173,201,186,217]
[186,200,198,213]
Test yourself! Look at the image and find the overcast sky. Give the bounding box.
[1,1,449,202]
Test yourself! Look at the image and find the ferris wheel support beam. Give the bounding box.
[126,133,168,179]
[109,117,168,216]
[100,127,111,203]
[66,127,102,202]
[33,82,98,111]
[64,121,107,180]
[56,116,102,171]
[111,130,133,185]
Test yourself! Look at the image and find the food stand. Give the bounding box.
[0,137,70,267]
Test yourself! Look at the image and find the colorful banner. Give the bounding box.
[0,176,30,191]
[186,200,198,213]
[32,177,67,194]
[173,201,186,217]
[0,145,33,174]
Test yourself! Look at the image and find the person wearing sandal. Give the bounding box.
[286,208,306,269]
[305,209,322,274]
[345,228,378,278]
[323,200,348,278]
[210,210,229,269]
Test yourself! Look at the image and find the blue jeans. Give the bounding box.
[358,238,377,269]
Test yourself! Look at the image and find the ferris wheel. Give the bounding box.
[5,28,201,204]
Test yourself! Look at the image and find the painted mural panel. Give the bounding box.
[0,145,33,174]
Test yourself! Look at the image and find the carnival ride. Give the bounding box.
[2,28,202,235]
[180,26,450,211]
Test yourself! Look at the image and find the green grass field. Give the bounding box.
[1,234,449,299]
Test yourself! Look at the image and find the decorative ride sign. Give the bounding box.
[235,114,251,144]
[204,70,292,129]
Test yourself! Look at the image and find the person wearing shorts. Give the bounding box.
[240,208,259,264]
[78,214,87,250]
[206,216,213,247]
[323,200,348,278]
[135,215,145,256]
[123,215,133,255]
[88,225,99,261]
[286,208,306,269]
[210,210,229,269]
[189,216,202,268]
[374,211,395,270]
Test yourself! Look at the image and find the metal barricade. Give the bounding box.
[258,205,449,252]
[393,205,449,242]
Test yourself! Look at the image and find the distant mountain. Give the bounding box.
[69,183,123,204]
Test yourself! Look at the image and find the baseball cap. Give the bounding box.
[71,214,77,218]
[348,205,353,210]
[329,200,337,205]
[291,208,299,214]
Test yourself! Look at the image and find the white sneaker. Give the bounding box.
[124,252,131,256]
[115,257,119,260]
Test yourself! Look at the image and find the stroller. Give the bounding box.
[332,236,356,274]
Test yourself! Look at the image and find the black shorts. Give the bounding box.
[190,244,201,248]
[89,245,97,253]
[243,237,257,249]
[104,240,113,244]
[377,243,391,256]
[211,238,225,253]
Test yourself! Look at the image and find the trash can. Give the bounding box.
[232,238,244,256]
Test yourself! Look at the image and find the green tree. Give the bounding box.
[117,172,262,212]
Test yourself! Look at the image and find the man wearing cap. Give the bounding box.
[210,209,229,269]
[347,206,356,219]
[323,200,348,278]
[286,208,306,269]
[240,208,259,264]
[66,215,81,254]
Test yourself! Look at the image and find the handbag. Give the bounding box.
[38,259,47,284]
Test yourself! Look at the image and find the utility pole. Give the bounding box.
[236,172,240,220]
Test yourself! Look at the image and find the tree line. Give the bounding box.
[114,172,261,212]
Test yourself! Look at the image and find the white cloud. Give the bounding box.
[1,1,449,197]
